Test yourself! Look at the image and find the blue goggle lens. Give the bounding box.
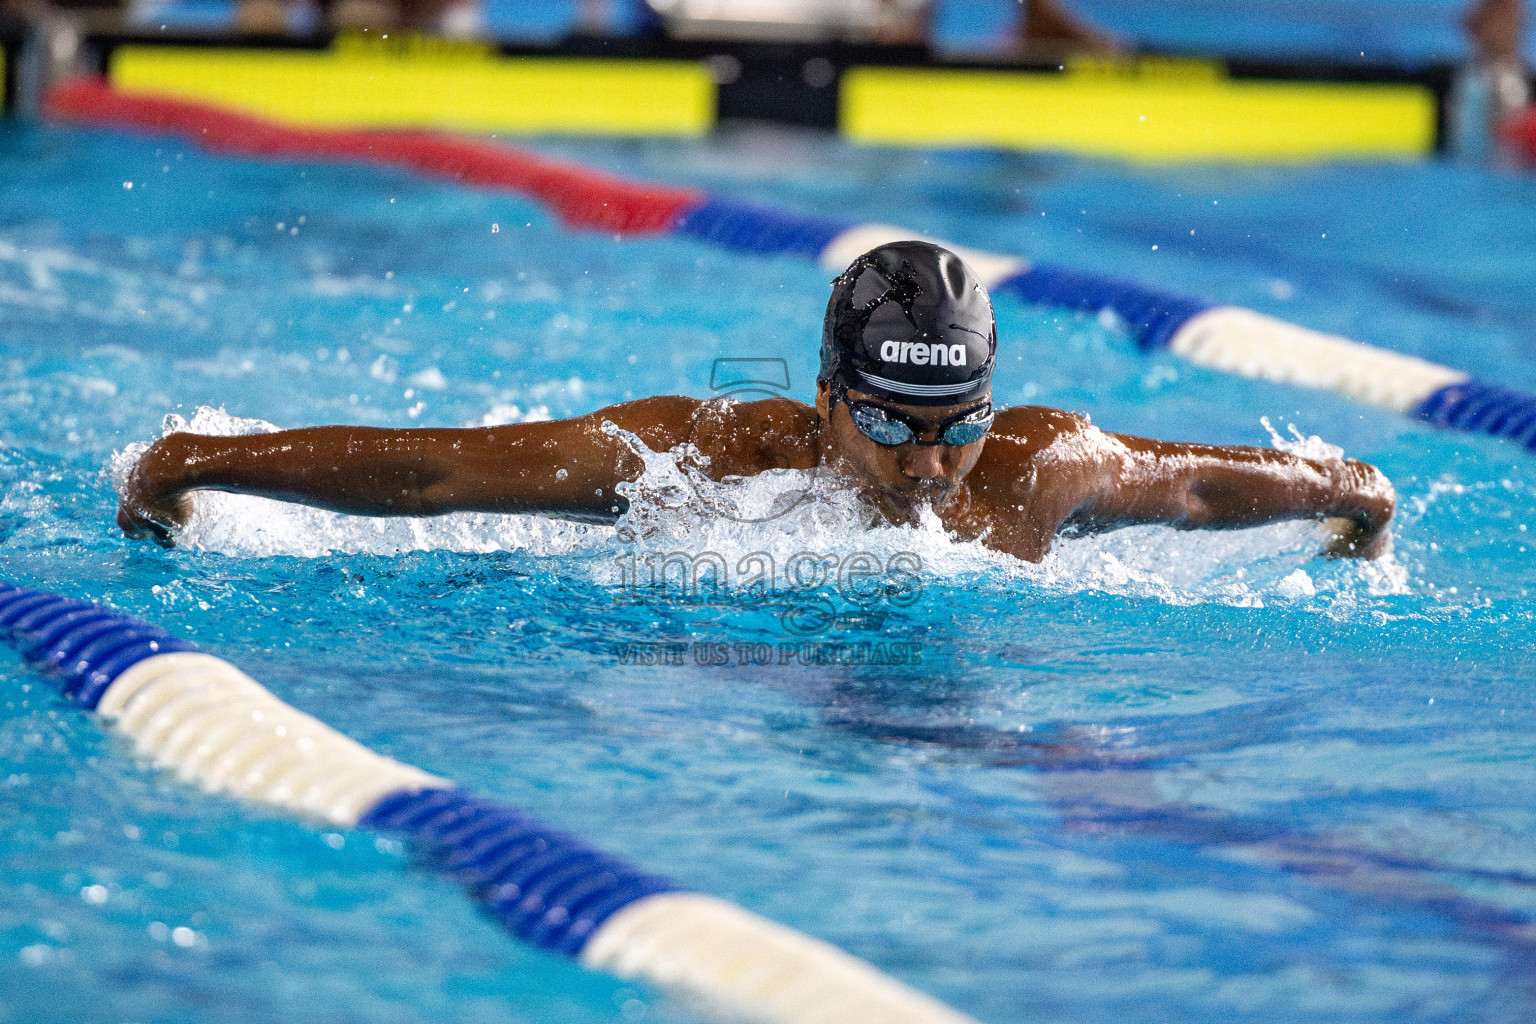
[850,406,916,445]
[848,403,992,447]
[940,417,991,446]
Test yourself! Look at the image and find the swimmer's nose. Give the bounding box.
[899,444,945,481]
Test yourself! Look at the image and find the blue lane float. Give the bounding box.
[359,787,681,957]
[0,582,978,1024]
[673,196,851,259]
[991,265,1215,354]
[1412,379,1536,449]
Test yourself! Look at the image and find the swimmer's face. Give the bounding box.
[816,383,989,521]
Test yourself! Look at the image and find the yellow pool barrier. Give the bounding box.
[110,35,715,136]
[843,57,1438,162]
[102,41,1437,160]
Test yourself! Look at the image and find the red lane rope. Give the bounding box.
[44,78,704,234]
[1505,106,1536,164]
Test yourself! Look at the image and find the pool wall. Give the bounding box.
[44,76,1536,460]
[0,582,979,1024]
[13,23,1453,159]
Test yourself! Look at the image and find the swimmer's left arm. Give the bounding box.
[116,396,703,544]
[1068,434,1396,559]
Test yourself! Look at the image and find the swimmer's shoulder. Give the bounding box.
[964,406,1123,531]
[689,396,819,475]
[982,405,1094,463]
[533,394,705,452]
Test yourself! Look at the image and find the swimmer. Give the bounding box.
[117,242,1395,562]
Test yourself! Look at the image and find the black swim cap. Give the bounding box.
[819,240,996,407]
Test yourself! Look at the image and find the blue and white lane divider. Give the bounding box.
[676,198,1536,454]
[0,583,977,1024]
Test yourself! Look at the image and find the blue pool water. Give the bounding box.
[2,121,1536,1024]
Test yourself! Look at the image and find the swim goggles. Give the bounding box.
[846,399,994,447]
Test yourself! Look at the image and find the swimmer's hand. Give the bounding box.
[117,436,195,547]
[1322,516,1392,559]
[1321,459,1396,560]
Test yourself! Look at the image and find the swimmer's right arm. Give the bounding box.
[116,396,703,546]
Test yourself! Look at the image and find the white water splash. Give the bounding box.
[467,403,551,427]
[1276,568,1317,599]
[1261,416,1345,464]
[107,406,1408,605]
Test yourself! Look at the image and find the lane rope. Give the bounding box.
[0,582,978,1024]
[42,76,1536,453]
[1506,106,1536,164]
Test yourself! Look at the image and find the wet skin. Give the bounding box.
[118,386,1396,563]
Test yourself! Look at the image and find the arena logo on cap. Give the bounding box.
[879,340,968,367]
